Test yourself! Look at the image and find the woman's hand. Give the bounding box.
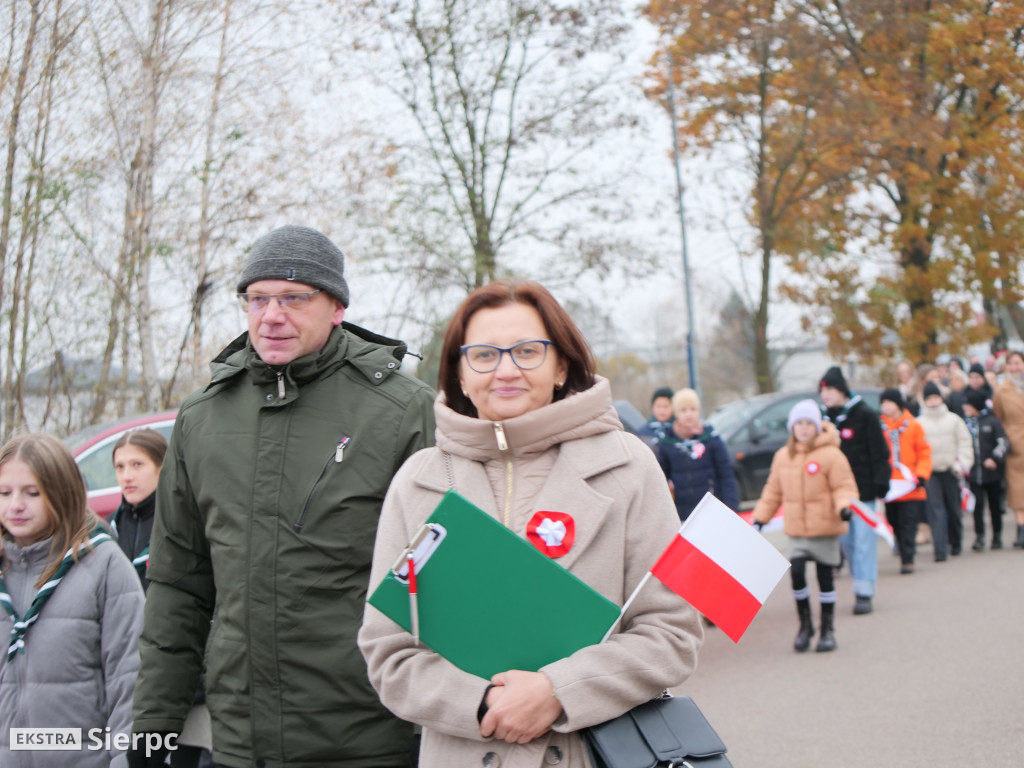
[479,670,563,744]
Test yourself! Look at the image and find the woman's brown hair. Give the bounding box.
[0,432,104,588]
[111,428,168,468]
[437,280,597,417]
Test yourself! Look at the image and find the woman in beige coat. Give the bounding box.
[359,281,703,768]
[992,349,1024,547]
[752,400,858,654]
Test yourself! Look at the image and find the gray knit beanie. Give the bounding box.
[237,225,350,307]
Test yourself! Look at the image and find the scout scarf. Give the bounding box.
[882,417,910,465]
[826,394,862,426]
[0,527,112,662]
[671,427,711,460]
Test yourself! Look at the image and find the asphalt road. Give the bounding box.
[679,530,1024,767]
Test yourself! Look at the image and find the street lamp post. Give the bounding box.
[664,55,700,397]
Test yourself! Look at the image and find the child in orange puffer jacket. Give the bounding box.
[753,400,859,653]
[878,388,932,572]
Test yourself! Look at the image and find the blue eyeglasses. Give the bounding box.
[460,340,554,373]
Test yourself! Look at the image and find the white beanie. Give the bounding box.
[787,399,822,434]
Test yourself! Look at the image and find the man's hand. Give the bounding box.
[479,670,563,744]
[126,733,173,768]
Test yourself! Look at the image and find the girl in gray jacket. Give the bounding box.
[0,433,144,767]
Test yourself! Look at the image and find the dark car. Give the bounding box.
[707,388,882,509]
[613,399,647,435]
[65,410,177,517]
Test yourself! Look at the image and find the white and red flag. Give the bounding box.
[885,461,918,502]
[646,493,790,642]
[849,499,895,548]
[738,506,784,534]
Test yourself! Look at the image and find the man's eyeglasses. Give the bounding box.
[460,340,554,373]
[237,290,321,313]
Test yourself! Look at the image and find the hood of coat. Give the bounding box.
[435,376,622,461]
[795,420,841,452]
[207,321,408,390]
[920,400,950,419]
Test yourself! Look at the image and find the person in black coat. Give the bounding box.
[657,388,739,520]
[636,386,676,450]
[819,366,891,616]
[966,362,994,406]
[963,388,1009,550]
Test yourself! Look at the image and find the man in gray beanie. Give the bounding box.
[131,225,435,768]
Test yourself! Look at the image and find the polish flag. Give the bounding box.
[849,499,895,548]
[649,493,790,642]
[738,506,784,533]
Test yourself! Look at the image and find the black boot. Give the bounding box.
[1015,525,1024,548]
[794,599,813,652]
[816,603,837,652]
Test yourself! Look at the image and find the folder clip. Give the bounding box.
[391,523,447,584]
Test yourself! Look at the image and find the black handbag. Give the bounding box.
[582,695,734,768]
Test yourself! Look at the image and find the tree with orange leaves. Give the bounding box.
[646,0,1024,373]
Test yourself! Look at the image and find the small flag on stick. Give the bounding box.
[649,493,790,642]
[849,499,895,547]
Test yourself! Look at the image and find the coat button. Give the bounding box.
[266,394,274,401]
[387,361,396,369]
[545,745,563,764]
[374,371,383,379]
[482,751,500,768]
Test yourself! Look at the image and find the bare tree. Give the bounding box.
[348,0,660,339]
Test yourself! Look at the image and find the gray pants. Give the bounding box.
[927,471,963,558]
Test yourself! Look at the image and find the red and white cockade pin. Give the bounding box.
[526,511,576,558]
[841,428,854,440]
[806,461,821,475]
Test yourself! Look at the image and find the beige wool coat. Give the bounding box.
[751,422,858,538]
[993,379,1024,510]
[359,378,703,768]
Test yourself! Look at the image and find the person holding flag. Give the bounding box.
[819,366,891,616]
[359,280,703,768]
[879,389,932,574]
[751,400,858,653]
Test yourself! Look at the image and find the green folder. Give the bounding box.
[367,490,621,680]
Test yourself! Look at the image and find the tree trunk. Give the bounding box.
[0,0,41,435]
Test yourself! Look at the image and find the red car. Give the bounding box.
[65,410,177,517]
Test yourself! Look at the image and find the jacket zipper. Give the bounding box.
[294,449,336,533]
[277,371,285,399]
[493,423,513,528]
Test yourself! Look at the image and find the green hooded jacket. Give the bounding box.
[133,323,436,768]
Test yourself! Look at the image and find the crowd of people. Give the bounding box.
[1,226,703,768]
[641,350,1021,656]
[1,221,1019,766]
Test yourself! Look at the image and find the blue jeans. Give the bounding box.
[840,502,877,598]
